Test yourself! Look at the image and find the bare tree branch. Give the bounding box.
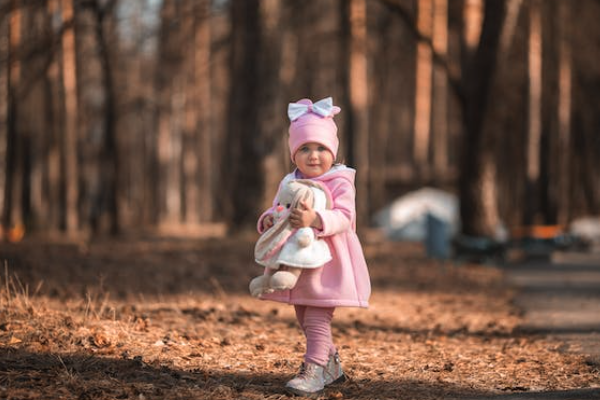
[8,18,74,101]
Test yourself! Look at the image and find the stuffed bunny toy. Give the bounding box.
[250,179,332,298]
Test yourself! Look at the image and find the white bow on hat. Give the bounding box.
[288,97,335,122]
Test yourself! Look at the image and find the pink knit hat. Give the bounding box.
[288,97,341,159]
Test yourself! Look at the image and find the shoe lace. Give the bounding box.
[298,363,321,380]
[324,354,340,381]
[298,361,306,374]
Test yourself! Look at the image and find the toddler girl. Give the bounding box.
[254,97,371,397]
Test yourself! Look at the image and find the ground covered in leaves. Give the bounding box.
[0,234,599,399]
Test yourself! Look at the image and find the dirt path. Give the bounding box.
[0,237,598,399]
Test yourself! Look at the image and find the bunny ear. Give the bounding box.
[289,183,314,210]
[294,179,333,209]
[255,215,294,263]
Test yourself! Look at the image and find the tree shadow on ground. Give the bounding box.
[0,238,257,299]
[0,237,506,301]
[332,317,522,341]
[0,348,509,400]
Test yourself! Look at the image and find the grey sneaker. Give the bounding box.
[324,352,346,385]
[296,352,346,387]
[286,362,325,398]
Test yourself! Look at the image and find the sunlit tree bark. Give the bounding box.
[60,0,79,234]
[2,0,23,237]
[0,4,9,236]
[432,0,448,178]
[348,0,369,225]
[414,0,433,173]
[524,0,542,226]
[463,0,483,52]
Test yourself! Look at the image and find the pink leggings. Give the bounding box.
[294,305,337,366]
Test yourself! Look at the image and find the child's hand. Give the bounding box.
[262,214,275,230]
[290,201,321,229]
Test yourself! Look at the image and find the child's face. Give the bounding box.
[293,142,334,178]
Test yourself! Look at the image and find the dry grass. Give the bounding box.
[0,237,598,399]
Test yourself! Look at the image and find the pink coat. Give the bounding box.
[256,165,371,308]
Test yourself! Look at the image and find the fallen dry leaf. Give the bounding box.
[90,332,111,348]
[8,336,22,345]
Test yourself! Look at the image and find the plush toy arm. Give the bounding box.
[257,210,274,234]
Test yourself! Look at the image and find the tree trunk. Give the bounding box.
[523,0,542,226]
[256,0,288,213]
[224,0,262,228]
[44,0,62,233]
[432,0,449,179]
[367,3,391,214]
[459,0,506,237]
[197,0,214,223]
[463,0,483,52]
[183,0,212,224]
[291,1,340,100]
[60,0,79,234]
[348,0,369,227]
[414,0,433,175]
[155,0,184,226]
[21,3,48,232]
[556,1,572,225]
[44,61,62,233]
[0,3,10,236]
[88,0,119,234]
[2,0,23,237]
[182,1,198,225]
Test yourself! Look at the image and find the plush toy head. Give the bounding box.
[272,180,320,220]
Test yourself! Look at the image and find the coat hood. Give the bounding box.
[292,164,356,186]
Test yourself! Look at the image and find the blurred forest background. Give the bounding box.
[0,0,599,241]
